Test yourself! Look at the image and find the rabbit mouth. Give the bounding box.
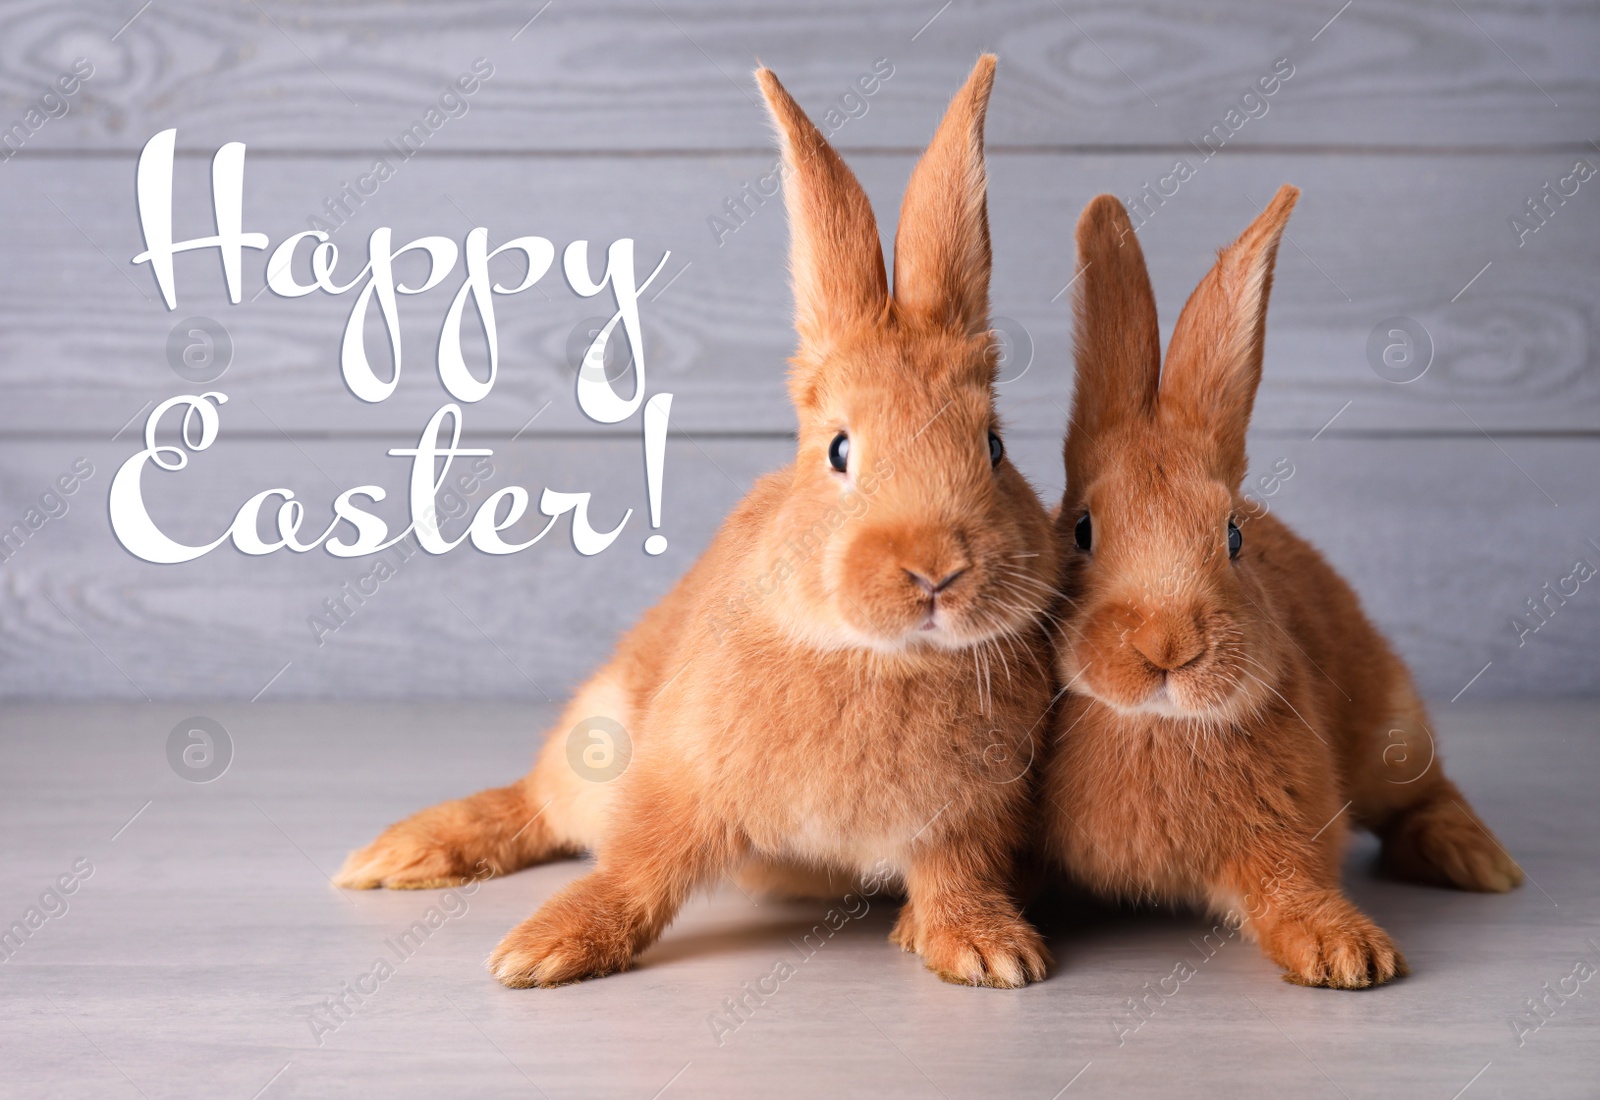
[899,607,962,648]
[873,599,1038,654]
[1066,639,1249,720]
[911,578,1056,649]
[902,605,944,641]
[1079,674,1229,721]
[1136,671,1226,718]
[831,545,1054,653]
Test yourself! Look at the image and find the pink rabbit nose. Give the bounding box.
[905,567,968,596]
[1129,615,1205,671]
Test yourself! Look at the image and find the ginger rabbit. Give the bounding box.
[1042,187,1522,989]
[337,57,1063,989]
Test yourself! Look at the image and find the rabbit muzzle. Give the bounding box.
[833,519,1035,651]
[1067,599,1255,719]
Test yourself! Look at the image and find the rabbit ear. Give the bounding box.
[891,54,996,336]
[757,68,889,353]
[1064,194,1161,486]
[1161,185,1299,487]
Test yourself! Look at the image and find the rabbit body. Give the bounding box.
[1042,189,1522,989]
[337,57,1063,990]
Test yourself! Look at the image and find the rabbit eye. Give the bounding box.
[828,432,850,473]
[1228,520,1242,559]
[1074,512,1092,553]
[988,431,1004,467]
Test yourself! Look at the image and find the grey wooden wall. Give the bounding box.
[0,0,1594,702]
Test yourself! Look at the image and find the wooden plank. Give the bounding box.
[2,150,1597,437]
[0,0,1593,153]
[0,435,1593,701]
[1,699,1594,1097]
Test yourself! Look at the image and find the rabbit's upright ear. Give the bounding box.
[1161,184,1300,488]
[1065,194,1162,488]
[891,54,997,337]
[757,68,889,358]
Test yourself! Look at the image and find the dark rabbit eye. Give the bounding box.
[1228,520,1242,559]
[1074,512,1092,553]
[828,432,850,473]
[988,431,1004,467]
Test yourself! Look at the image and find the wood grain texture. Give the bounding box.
[0,0,1593,701]
[0,434,1592,702]
[0,0,1593,151]
[0,699,1595,1097]
[2,151,1595,436]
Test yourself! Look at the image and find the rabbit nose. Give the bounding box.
[905,567,968,596]
[1128,615,1205,671]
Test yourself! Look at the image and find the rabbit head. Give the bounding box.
[752,57,1058,655]
[1056,186,1300,718]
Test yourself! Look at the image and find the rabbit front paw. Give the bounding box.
[334,821,489,890]
[894,902,1049,988]
[1264,904,1408,989]
[488,875,642,988]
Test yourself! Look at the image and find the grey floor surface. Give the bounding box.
[1,699,1596,1099]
